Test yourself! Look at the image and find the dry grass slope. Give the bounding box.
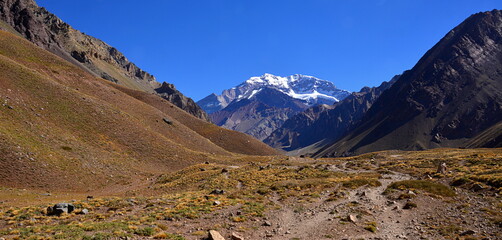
[0,30,277,193]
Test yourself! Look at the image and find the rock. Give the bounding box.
[263,220,272,226]
[347,214,357,223]
[460,230,476,236]
[213,200,221,206]
[221,168,229,173]
[436,162,447,174]
[210,189,225,195]
[208,230,225,240]
[231,232,244,240]
[162,117,173,125]
[47,203,75,216]
[78,209,89,215]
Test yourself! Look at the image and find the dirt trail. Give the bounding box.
[244,159,419,240]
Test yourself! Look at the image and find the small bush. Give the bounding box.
[364,222,377,233]
[134,227,155,236]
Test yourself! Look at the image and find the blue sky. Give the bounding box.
[37,0,501,101]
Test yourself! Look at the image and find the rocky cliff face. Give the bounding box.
[264,76,398,152]
[314,10,502,157]
[0,0,209,121]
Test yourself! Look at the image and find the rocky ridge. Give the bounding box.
[0,0,209,121]
[314,10,502,157]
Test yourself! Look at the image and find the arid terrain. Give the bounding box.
[0,148,500,240]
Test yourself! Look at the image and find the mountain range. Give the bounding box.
[264,75,400,154]
[198,74,350,140]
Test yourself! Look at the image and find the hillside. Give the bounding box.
[0,0,209,121]
[0,30,278,192]
[314,10,502,157]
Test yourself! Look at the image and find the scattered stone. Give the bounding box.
[205,161,210,164]
[263,220,272,226]
[222,168,229,173]
[236,210,242,215]
[86,195,94,200]
[7,105,13,109]
[210,189,225,195]
[47,203,75,216]
[40,193,51,196]
[460,230,476,236]
[231,232,244,240]
[208,230,225,240]
[213,200,221,206]
[200,168,206,171]
[347,214,357,223]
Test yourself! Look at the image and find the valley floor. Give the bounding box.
[0,148,501,240]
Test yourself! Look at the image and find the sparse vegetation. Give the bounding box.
[385,180,456,197]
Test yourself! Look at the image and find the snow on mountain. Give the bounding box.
[198,73,351,113]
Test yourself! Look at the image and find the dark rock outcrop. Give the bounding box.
[264,76,398,152]
[314,10,502,157]
[155,82,210,122]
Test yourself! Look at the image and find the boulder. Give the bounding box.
[208,230,225,240]
[47,203,75,216]
[436,162,447,174]
[231,232,244,240]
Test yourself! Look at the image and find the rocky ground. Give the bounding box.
[0,148,500,240]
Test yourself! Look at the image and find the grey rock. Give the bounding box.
[47,203,75,216]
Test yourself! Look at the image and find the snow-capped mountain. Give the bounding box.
[197,74,351,141]
[198,73,351,114]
